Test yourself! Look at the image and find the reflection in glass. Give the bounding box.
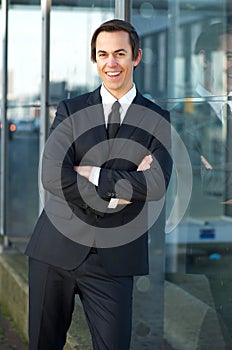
[165,4,232,350]
[132,0,232,349]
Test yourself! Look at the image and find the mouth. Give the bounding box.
[105,71,121,78]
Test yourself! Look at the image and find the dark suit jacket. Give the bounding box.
[171,99,225,197]
[25,87,172,276]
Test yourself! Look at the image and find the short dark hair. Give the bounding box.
[91,19,140,62]
[194,22,232,61]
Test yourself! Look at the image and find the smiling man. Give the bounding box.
[25,19,172,350]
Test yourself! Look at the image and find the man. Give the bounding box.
[193,23,232,204]
[25,19,172,350]
[172,23,232,202]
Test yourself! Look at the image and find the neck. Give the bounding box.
[103,84,134,100]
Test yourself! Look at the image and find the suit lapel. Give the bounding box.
[112,92,148,154]
[86,88,108,144]
[119,91,147,134]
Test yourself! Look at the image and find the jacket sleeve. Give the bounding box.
[41,100,108,216]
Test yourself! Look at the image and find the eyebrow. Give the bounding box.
[97,49,128,54]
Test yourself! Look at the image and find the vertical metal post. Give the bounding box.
[168,0,179,98]
[225,107,232,216]
[166,0,182,273]
[115,0,131,22]
[39,0,50,212]
[0,0,9,244]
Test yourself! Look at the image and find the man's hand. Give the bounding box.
[118,199,131,205]
[201,155,213,170]
[137,155,153,171]
[73,155,153,206]
[74,165,93,180]
[118,155,153,205]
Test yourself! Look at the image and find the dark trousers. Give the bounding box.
[28,253,133,350]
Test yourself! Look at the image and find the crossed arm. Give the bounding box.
[42,100,172,214]
[74,155,153,205]
[201,155,213,170]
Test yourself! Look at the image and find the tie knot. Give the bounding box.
[112,100,120,112]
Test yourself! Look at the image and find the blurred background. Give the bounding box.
[1,0,232,349]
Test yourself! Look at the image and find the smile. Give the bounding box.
[106,72,121,77]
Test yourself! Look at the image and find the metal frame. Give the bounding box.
[0,0,9,243]
[39,0,51,211]
[115,0,131,21]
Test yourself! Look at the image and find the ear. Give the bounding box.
[133,48,143,68]
[198,49,209,68]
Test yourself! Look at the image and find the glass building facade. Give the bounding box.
[1,0,232,348]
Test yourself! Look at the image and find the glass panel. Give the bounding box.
[0,3,2,104]
[4,5,41,249]
[5,1,114,248]
[50,2,114,105]
[7,106,39,247]
[132,3,169,348]
[133,0,232,349]
[8,6,41,101]
[133,1,168,104]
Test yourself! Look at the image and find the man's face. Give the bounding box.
[95,30,142,99]
[208,33,232,94]
[222,34,232,93]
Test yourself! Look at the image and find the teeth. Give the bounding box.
[107,72,120,76]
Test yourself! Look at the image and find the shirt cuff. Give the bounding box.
[89,166,101,186]
[108,198,119,208]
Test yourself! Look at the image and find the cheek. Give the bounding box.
[96,61,104,72]
[125,65,135,78]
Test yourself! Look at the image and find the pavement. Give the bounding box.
[0,309,27,350]
[0,301,173,350]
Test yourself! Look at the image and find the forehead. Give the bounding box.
[96,30,131,50]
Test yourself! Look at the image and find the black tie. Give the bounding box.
[107,101,121,139]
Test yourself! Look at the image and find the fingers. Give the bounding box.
[201,155,213,170]
[137,155,153,171]
[118,199,132,205]
[73,165,93,180]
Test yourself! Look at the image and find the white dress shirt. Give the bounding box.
[89,83,136,208]
[195,83,224,123]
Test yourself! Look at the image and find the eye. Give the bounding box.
[98,52,106,58]
[117,52,125,57]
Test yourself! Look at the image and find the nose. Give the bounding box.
[107,54,117,67]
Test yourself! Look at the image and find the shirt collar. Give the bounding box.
[195,83,224,123]
[100,83,136,106]
[100,84,136,123]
